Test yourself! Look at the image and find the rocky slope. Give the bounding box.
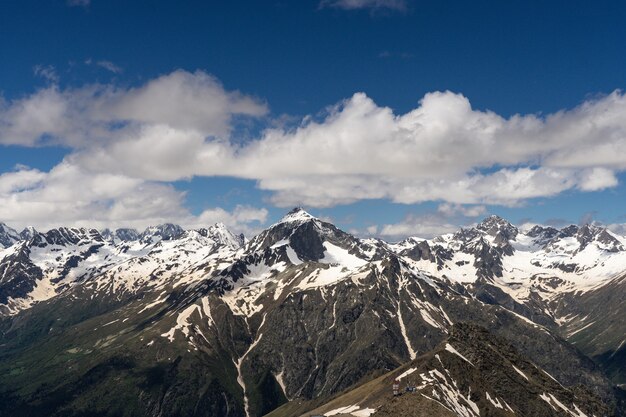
[285,323,609,417]
[0,209,624,416]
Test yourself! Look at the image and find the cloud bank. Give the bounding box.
[1,70,625,233]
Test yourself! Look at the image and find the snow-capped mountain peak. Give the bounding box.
[140,223,185,243]
[476,214,518,239]
[35,227,105,246]
[114,228,140,242]
[0,222,20,248]
[19,226,37,241]
[198,222,245,249]
[277,207,316,224]
[575,223,624,252]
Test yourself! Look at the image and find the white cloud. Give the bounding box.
[0,70,270,232]
[229,91,625,207]
[0,69,267,147]
[437,203,487,218]
[85,59,123,74]
[0,168,46,194]
[106,70,267,135]
[2,72,626,231]
[576,167,619,191]
[608,223,626,236]
[0,86,73,146]
[366,225,378,235]
[0,165,267,234]
[321,0,407,11]
[375,204,487,240]
[195,205,269,237]
[379,213,459,240]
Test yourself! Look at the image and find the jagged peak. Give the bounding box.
[0,222,20,248]
[39,227,105,246]
[476,214,518,239]
[211,221,229,230]
[0,222,19,234]
[141,223,184,240]
[526,224,558,236]
[477,214,513,229]
[205,222,245,248]
[19,226,38,241]
[113,228,140,242]
[577,222,605,235]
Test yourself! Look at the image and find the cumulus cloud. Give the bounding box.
[0,69,267,147]
[372,203,487,240]
[437,203,487,218]
[0,70,270,232]
[321,0,407,11]
[2,71,626,232]
[238,91,624,206]
[0,164,175,230]
[59,90,622,208]
[608,223,626,236]
[0,165,267,234]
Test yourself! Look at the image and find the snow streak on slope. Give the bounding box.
[234,314,267,417]
[512,365,529,381]
[485,392,514,413]
[396,274,417,360]
[444,343,474,366]
[539,392,589,416]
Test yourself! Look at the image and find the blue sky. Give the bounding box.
[1,0,625,238]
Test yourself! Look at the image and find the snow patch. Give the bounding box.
[324,405,376,417]
[445,343,474,366]
[485,392,504,409]
[512,365,529,381]
[397,367,417,380]
[418,369,480,417]
[320,242,367,269]
[539,392,588,417]
[161,304,200,342]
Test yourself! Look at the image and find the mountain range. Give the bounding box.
[0,208,624,416]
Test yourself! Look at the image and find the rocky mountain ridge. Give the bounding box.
[287,323,609,417]
[0,209,624,416]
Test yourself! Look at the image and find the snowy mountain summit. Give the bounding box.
[276,206,316,224]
